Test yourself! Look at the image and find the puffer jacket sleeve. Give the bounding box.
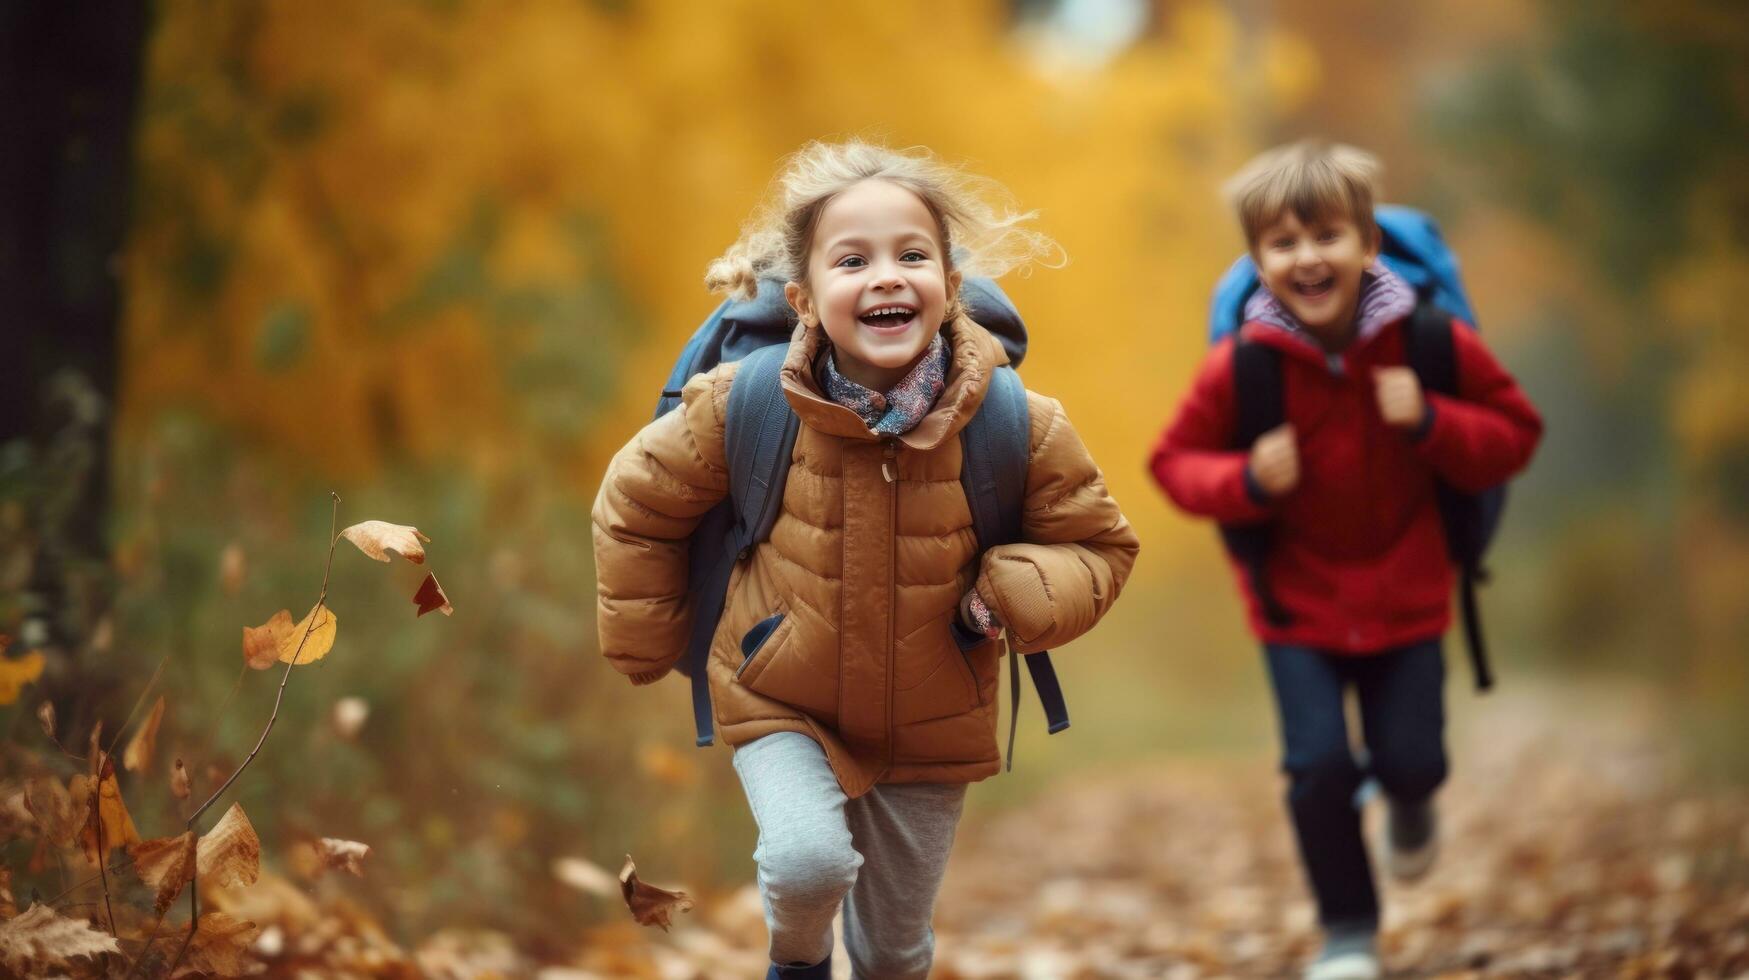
[974,392,1141,654]
[591,363,736,678]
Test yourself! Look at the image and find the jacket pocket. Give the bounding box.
[893,618,985,726]
[734,600,794,688]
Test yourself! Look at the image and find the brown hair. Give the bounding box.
[1224,139,1382,250]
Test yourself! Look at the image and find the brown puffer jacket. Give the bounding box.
[592,317,1140,797]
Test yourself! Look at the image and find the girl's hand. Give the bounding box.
[1374,366,1428,430]
[959,589,1003,639]
[1248,423,1300,497]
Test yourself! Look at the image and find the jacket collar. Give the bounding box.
[1240,262,1416,368]
[780,315,1010,451]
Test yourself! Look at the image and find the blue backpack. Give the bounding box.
[1207,205,1504,691]
[655,278,1068,768]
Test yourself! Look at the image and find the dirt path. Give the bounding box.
[928,681,1749,978]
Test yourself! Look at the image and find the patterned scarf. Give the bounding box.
[1243,261,1417,348]
[820,333,951,436]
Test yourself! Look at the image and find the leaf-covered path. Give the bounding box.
[928,681,1749,978]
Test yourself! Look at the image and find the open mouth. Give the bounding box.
[1292,277,1335,299]
[857,304,918,331]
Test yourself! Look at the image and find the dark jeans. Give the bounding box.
[1263,639,1448,933]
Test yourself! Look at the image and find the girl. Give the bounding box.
[592,141,1139,979]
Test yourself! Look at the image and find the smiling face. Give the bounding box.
[1251,209,1380,351]
[785,179,961,392]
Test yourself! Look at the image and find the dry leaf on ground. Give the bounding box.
[341,521,431,564]
[0,903,121,973]
[198,802,262,889]
[23,775,80,847]
[124,695,167,773]
[619,856,693,931]
[170,911,261,978]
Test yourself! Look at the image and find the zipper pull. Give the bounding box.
[881,440,897,483]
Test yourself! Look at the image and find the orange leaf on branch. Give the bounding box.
[618,855,693,931]
[340,521,430,564]
[197,803,261,889]
[242,603,338,669]
[413,572,453,617]
[124,695,167,773]
[79,757,141,865]
[129,831,197,917]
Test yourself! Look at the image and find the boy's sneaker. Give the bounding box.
[1383,796,1439,882]
[1304,927,1380,980]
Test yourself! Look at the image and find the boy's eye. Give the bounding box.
[1272,237,1296,250]
[901,249,928,262]
[1317,230,1339,243]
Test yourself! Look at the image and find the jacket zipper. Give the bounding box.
[885,438,898,769]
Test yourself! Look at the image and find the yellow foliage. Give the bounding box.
[0,649,43,706]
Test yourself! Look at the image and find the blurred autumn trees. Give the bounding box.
[1,0,1744,958]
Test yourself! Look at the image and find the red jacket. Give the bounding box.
[1149,315,1543,653]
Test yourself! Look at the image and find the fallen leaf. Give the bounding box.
[80,758,141,865]
[124,696,166,773]
[36,701,54,742]
[197,803,261,889]
[23,776,80,847]
[219,541,246,596]
[171,759,190,801]
[412,572,453,617]
[554,857,618,898]
[0,903,120,973]
[129,832,196,917]
[242,610,293,670]
[0,649,44,705]
[316,838,370,877]
[169,911,259,978]
[618,855,693,931]
[279,603,338,665]
[331,697,369,740]
[341,521,430,564]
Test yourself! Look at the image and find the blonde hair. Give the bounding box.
[705,140,1059,305]
[1224,139,1382,250]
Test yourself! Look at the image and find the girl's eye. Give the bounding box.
[1317,230,1339,243]
[1272,238,1295,250]
[901,250,928,262]
[835,255,866,269]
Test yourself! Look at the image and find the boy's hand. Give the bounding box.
[1374,367,1428,430]
[1248,423,1300,497]
[628,667,671,686]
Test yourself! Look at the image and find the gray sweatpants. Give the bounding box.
[732,732,966,979]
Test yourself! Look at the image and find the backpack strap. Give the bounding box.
[1219,337,1292,627]
[1403,303,1494,692]
[682,343,800,747]
[959,366,1070,772]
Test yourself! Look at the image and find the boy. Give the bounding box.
[1149,140,1542,980]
